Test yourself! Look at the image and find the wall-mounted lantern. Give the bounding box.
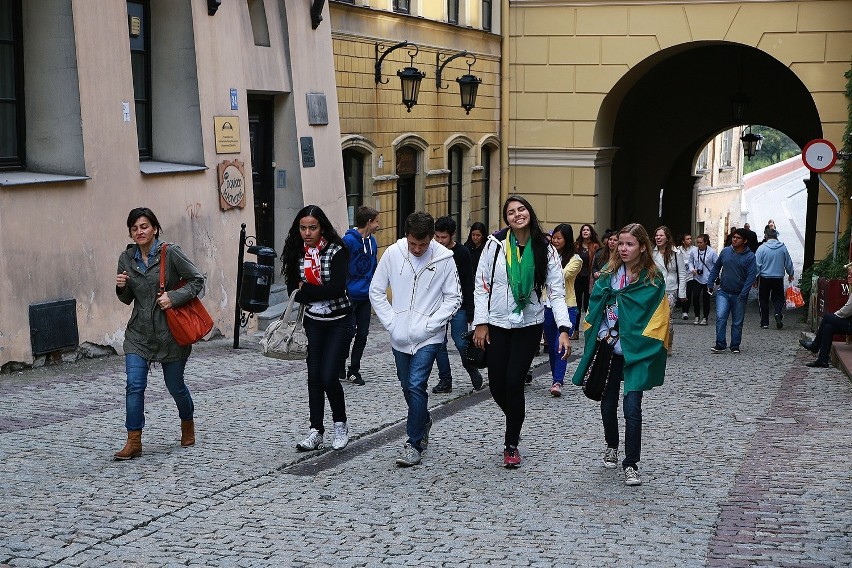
[436,51,482,115]
[375,41,425,112]
[741,126,764,160]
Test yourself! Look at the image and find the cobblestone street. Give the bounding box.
[1,305,850,567]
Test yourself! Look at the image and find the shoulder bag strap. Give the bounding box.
[487,243,500,312]
[158,243,168,294]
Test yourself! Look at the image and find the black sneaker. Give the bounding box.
[806,360,830,368]
[710,345,726,354]
[525,372,533,384]
[775,314,783,329]
[730,347,741,354]
[470,372,484,391]
[346,370,365,386]
[432,379,452,393]
[799,338,818,353]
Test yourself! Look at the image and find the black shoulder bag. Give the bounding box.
[581,305,618,401]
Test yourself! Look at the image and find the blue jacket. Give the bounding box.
[755,239,794,279]
[707,246,757,299]
[342,227,377,301]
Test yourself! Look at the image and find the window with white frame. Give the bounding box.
[393,0,410,14]
[721,129,733,167]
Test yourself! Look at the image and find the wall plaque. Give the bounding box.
[218,159,246,210]
[214,116,241,154]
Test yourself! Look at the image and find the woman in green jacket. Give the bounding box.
[572,223,669,486]
[114,207,206,460]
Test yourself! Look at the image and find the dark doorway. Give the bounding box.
[248,97,275,249]
[396,146,418,237]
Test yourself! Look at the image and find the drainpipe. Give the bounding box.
[500,0,510,211]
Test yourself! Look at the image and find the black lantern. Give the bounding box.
[375,41,425,112]
[456,73,481,115]
[398,65,426,113]
[741,126,763,160]
[730,95,748,126]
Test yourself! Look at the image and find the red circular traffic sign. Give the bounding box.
[802,139,837,173]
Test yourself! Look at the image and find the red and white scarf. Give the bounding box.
[303,237,327,285]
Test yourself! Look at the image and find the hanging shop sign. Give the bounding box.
[218,159,246,210]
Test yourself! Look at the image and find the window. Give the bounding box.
[697,145,709,172]
[393,0,410,14]
[482,0,492,31]
[343,149,365,228]
[0,0,23,170]
[128,1,151,159]
[247,0,270,47]
[448,0,458,24]
[721,129,733,167]
[448,146,464,231]
[127,0,203,169]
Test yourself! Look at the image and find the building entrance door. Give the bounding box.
[248,97,274,249]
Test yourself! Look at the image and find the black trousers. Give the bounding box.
[486,324,543,448]
[304,312,354,433]
[758,277,785,326]
[691,281,711,318]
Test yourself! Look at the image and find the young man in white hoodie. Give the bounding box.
[370,212,461,467]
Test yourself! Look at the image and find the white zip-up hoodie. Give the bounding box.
[472,230,572,331]
[369,238,461,354]
[652,247,688,298]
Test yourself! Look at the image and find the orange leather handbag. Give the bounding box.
[159,243,214,346]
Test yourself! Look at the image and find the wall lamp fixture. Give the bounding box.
[436,51,482,114]
[741,125,764,160]
[375,41,425,112]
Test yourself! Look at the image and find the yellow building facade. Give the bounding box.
[507,0,851,267]
[330,1,503,248]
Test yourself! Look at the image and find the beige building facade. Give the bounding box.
[507,0,850,266]
[330,0,503,248]
[0,0,346,368]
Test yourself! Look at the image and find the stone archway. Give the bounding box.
[600,42,822,264]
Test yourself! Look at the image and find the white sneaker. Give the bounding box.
[624,466,642,486]
[681,313,689,320]
[694,317,700,325]
[603,447,618,468]
[700,318,708,326]
[331,421,349,451]
[296,428,324,452]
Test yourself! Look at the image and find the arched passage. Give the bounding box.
[598,42,823,266]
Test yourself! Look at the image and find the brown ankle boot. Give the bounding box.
[114,430,142,460]
[180,419,195,447]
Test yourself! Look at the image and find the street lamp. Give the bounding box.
[741,125,764,160]
[376,41,425,112]
[436,51,482,114]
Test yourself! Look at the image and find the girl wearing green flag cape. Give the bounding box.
[572,223,669,486]
[472,196,573,468]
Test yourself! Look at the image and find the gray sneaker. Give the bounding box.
[331,421,349,451]
[624,466,641,486]
[395,443,421,467]
[296,428,324,452]
[421,415,433,452]
[603,447,618,469]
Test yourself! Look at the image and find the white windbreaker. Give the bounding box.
[652,247,688,298]
[369,238,461,355]
[472,230,572,331]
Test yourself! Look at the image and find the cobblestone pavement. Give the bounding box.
[1,305,850,567]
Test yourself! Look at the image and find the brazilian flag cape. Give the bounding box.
[571,268,669,393]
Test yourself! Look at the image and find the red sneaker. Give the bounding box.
[503,446,521,468]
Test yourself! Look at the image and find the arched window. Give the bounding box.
[477,146,491,227]
[342,148,365,228]
[448,145,464,231]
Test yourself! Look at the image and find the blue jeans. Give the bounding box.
[715,290,747,349]
[304,313,354,433]
[346,300,372,373]
[436,310,481,382]
[392,343,440,452]
[542,306,578,384]
[600,355,643,470]
[125,354,193,431]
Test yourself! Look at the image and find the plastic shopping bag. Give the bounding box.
[785,285,805,309]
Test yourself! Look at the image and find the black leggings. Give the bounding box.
[575,275,590,314]
[486,324,543,447]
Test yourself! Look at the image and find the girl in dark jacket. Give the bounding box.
[282,205,354,452]
[114,207,206,460]
[464,221,488,271]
